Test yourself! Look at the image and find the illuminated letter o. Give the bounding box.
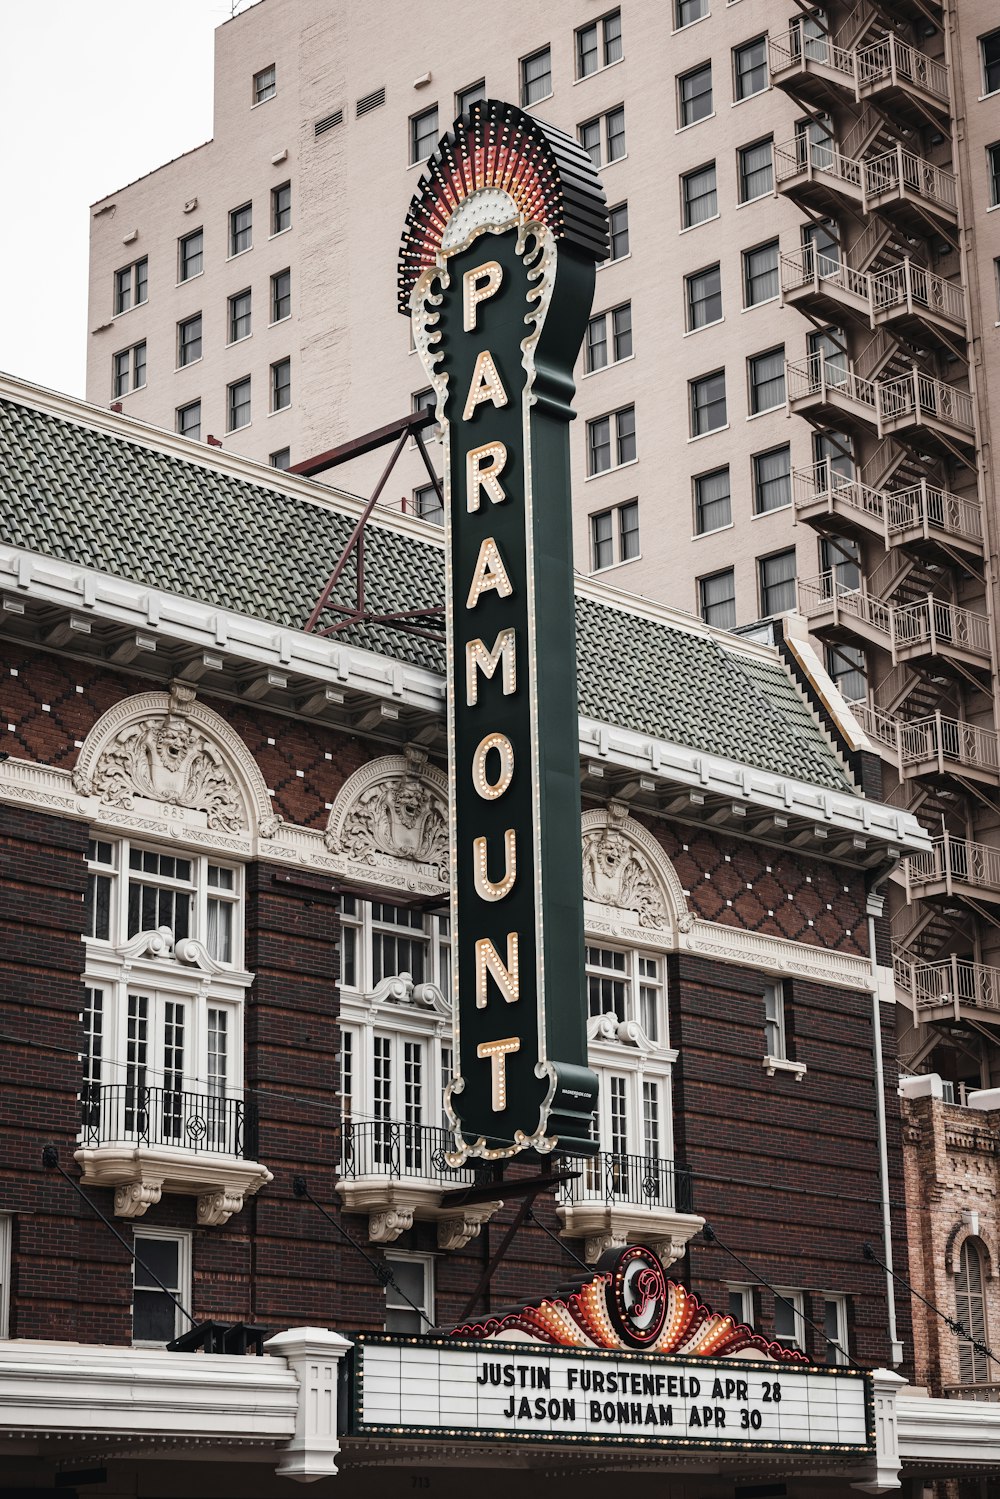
[473,733,514,800]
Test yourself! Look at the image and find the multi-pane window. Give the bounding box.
[133,1232,189,1345]
[759,550,796,616]
[809,326,848,386]
[823,1295,849,1366]
[982,32,1000,96]
[690,369,727,435]
[585,302,632,371]
[803,218,840,275]
[675,0,708,27]
[177,313,202,367]
[587,405,635,474]
[734,36,768,99]
[82,985,104,1123]
[341,1029,354,1122]
[956,1240,990,1383]
[456,79,486,114]
[414,482,444,525]
[229,289,252,343]
[679,62,713,126]
[112,342,146,397]
[773,1290,806,1351]
[271,268,291,323]
[700,568,736,629]
[270,448,291,471]
[253,64,276,104]
[271,357,291,412]
[86,840,241,959]
[176,401,201,441]
[586,946,664,1041]
[229,202,252,256]
[579,107,626,168]
[728,1286,754,1326]
[86,839,115,938]
[410,105,438,164]
[748,346,785,413]
[521,46,552,105]
[743,240,780,305]
[821,534,861,592]
[753,444,791,513]
[271,181,292,234]
[989,143,1000,208]
[814,428,854,485]
[592,501,640,568]
[686,264,722,329]
[385,1255,433,1333]
[826,643,867,704]
[179,228,203,282]
[577,11,622,77]
[694,466,731,534]
[228,375,251,431]
[642,1078,662,1160]
[339,896,451,997]
[682,162,717,227]
[114,257,148,315]
[606,202,630,261]
[764,980,787,1058]
[738,137,773,202]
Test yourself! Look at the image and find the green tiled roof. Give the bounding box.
[0,393,852,794]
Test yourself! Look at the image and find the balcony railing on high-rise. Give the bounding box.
[80,1083,256,1157]
[905,834,1000,899]
[894,953,1000,1015]
[338,1118,478,1186]
[793,464,983,551]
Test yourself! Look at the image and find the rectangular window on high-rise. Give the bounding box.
[699,569,736,629]
[694,467,731,534]
[271,268,291,323]
[690,369,727,435]
[734,36,768,99]
[682,162,717,227]
[686,264,722,330]
[743,240,780,306]
[759,550,797,616]
[521,46,552,105]
[229,289,252,343]
[679,62,713,126]
[753,444,792,512]
[738,137,773,202]
[229,203,252,256]
[981,30,1000,95]
[748,346,786,413]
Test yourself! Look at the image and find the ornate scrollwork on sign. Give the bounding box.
[325,747,448,885]
[72,683,276,839]
[581,802,688,934]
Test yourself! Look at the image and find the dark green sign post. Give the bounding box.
[399,100,607,1162]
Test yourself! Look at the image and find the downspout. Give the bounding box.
[867,862,904,1367]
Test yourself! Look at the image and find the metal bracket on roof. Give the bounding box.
[294,409,445,643]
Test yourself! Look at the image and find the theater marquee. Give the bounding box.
[350,1336,874,1454]
[398,100,608,1161]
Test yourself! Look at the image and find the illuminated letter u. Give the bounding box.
[473,829,517,902]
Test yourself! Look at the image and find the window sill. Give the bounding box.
[227,422,252,435]
[176,271,204,289]
[269,226,293,242]
[523,90,554,109]
[742,294,780,313]
[597,252,632,271]
[731,86,772,107]
[585,456,639,481]
[676,112,716,135]
[268,405,292,418]
[763,1055,807,1080]
[672,12,711,34]
[227,247,254,261]
[684,316,725,337]
[581,352,636,379]
[227,333,253,348]
[176,356,204,373]
[270,314,292,328]
[746,403,784,420]
[680,213,721,235]
[687,423,729,442]
[573,56,625,86]
[752,502,793,519]
[112,303,147,320]
[692,521,734,540]
[737,190,775,210]
[251,96,276,110]
[590,553,642,576]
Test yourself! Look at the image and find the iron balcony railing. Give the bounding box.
[894,953,1000,1015]
[851,704,1000,777]
[786,351,877,415]
[905,834,1000,898]
[775,134,863,193]
[869,258,966,328]
[768,29,855,82]
[856,34,950,105]
[798,575,991,665]
[557,1150,695,1216]
[339,1119,479,1185]
[794,464,982,550]
[776,135,958,218]
[780,244,871,304]
[878,368,975,436]
[80,1083,256,1157]
[787,357,974,438]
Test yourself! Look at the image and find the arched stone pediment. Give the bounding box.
[581,801,692,944]
[325,746,448,889]
[72,682,277,842]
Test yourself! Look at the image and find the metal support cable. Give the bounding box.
[701,1223,863,1369]
[523,1206,594,1275]
[863,1240,1000,1370]
[42,1146,197,1329]
[292,1175,433,1329]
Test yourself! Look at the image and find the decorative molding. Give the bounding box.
[369,1207,415,1243]
[74,1146,273,1224]
[116,925,229,976]
[435,1203,502,1252]
[324,746,448,888]
[369,971,450,1015]
[265,1327,353,1481]
[582,802,679,931]
[556,1201,705,1268]
[763,1055,808,1081]
[72,684,277,837]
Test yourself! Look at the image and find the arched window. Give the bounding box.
[956,1238,989,1384]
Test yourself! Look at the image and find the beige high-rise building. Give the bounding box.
[87,0,1000,1098]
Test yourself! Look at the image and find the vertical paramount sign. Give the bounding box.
[398,100,607,1161]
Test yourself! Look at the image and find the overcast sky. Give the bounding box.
[0,2,245,399]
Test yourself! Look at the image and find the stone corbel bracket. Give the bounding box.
[75,1146,273,1225]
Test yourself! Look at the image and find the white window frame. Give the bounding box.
[85,837,243,967]
[822,1293,849,1365]
[384,1251,435,1332]
[727,1284,754,1326]
[132,1227,191,1346]
[763,979,806,1077]
[773,1288,806,1351]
